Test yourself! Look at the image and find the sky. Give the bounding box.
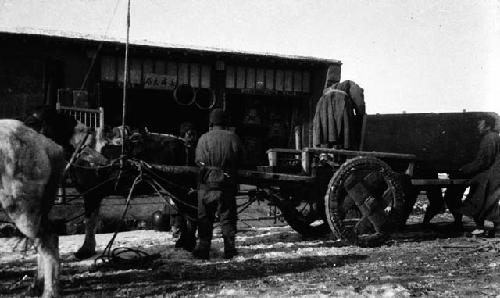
[1,0,499,114]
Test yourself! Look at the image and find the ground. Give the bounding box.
[1,205,500,297]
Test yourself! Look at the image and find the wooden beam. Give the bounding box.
[411,179,469,186]
[305,148,416,161]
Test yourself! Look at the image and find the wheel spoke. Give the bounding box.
[354,216,373,235]
[297,202,310,214]
[382,187,394,212]
[343,194,356,210]
[275,188,330,237]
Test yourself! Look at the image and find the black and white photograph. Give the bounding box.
[0,0,499,296]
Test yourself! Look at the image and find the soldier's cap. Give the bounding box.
[209,108,227,126]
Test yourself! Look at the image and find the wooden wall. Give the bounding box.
[0,33,338,164]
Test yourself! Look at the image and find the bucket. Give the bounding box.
[267,151,278,167]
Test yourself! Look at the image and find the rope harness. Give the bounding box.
[91,170,162,270]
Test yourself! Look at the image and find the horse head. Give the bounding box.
[24,105,105,159]
[129,130,187,165]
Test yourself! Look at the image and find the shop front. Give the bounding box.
[0,31,340,168]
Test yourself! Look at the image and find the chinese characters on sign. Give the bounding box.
[144,74,177,90]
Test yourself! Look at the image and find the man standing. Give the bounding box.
[312,65,365,150]
[193,108,244,259]
[180,121,198,165]
[460,117,500,235]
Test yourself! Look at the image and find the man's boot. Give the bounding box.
[175,234,196,251]
[180,233,196,252]
[175,222,197,252]
[192,240,210,260]
[488,220,500,238]
[174,237,184,249]
[451,215,464,232]
[223,236,238,259]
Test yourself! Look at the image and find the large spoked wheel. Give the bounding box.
[271,186,331,238]
[325,156,405,247]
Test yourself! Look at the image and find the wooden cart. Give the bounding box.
[145,145,469,248]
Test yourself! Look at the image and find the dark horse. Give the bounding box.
[25,106,198,260]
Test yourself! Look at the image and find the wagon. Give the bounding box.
[142,111,500,247]
[65,110,499,248]
[142,147,430,248]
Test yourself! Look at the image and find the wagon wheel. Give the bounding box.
[325,156,405,247]
[271,186,331,238]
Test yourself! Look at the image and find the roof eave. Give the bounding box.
[0,28,341,65]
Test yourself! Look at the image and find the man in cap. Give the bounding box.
[192,108,244,259]
[459,117,500,236]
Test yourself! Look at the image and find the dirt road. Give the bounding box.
[1,213,500,297]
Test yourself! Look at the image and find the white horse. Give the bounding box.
[0,119,67,297]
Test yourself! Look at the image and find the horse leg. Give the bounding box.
[24,235,45,297]
[175,192,198,251]
[74,195,102,260]
[35,224,59,298]
[423,186,444,227]
[443,185,466,229]
[4,206,59,297]
[28,252,45,296]
[175,215,197,251]
[184,218,197,251]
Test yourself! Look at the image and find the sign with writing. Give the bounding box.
[240,88,300,96]
[144,73,177,90]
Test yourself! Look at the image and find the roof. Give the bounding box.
[0,0,341,64]
[0,27,341,65]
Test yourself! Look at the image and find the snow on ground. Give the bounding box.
[0,226,350,266]
[1,212,500,297]
[0,226,412,297]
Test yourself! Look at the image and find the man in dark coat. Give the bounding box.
[460,117,500,235]
[313,88,354,149]
[312,66,365,150]
[332,80,366,150]
[192,109,244,259]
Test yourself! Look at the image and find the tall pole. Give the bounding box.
[121,0,131,159]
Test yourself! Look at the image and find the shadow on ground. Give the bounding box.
[390,221,477,244]
[60,252,367,297]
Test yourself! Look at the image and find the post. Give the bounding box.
[302,150,311,175]
[359,114,367,151]
[294,125,302,150]
[121,0,131,159]
[99,107,105,130]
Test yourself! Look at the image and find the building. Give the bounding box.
[0,29,340,166]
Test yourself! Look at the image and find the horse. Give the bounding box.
[24,106,198,260]
[0,119,68,297]
[69,130,199,259]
